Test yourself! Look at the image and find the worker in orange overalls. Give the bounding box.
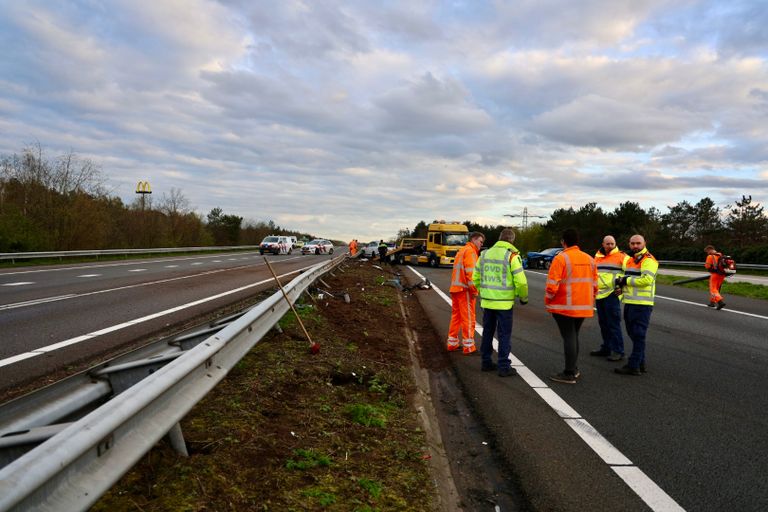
[349,239,357,256]
[447,231,485,354]
[704,245,726,310]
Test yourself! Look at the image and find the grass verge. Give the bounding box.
[92,261,434,511]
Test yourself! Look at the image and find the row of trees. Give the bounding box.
[399,196,768,263]
[0,145,310,252]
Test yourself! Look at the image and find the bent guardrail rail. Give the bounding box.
[0,254,346,512]
[0,245,262,263]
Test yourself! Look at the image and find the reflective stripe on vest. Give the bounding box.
[545,249,596,312]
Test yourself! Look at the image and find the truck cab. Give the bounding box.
[392,222,469,267]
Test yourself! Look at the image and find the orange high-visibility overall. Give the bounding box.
[448,242,479,353]
[705,253,725,303]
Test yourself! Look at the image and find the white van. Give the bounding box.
[259,235,294,255]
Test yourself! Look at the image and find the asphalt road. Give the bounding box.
[406,264,768,512]
[0,251,336,393]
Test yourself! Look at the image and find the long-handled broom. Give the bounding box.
[263,257,320,354]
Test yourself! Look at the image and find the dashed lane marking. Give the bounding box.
[0,261,316,368]
[77,274,101,278]
[407,266,685,512]
[1,282,34,286]
[0,256,304,312]
[128,269,147,272]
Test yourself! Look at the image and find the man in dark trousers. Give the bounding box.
[378,240,389,263]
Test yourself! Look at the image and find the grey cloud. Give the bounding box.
[529,94,711,150]
[374,72,493,136]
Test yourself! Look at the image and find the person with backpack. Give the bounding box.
[704,245,728,310]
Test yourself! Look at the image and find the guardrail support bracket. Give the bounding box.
[166,422,188,457]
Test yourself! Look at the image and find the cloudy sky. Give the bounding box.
[1,0,767,241]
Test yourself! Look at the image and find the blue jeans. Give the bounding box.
[624,304,652,369]
[481,308,513,370]
[596,294,624,354]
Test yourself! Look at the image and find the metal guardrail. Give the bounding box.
[0,254,347,511]
[0,245,262,262]
[658,260,767,270]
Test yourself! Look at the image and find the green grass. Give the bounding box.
[657,274,768,301]
[285,449,332,470]
[345,403,388,427]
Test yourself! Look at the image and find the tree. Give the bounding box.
[660,201,696,245]
[206,207,243,245]
[725,195,768,248]
[691,197,723,245]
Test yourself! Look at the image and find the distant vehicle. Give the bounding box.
[525,247,563,269]
[294,239,305,248]
[259,235,293,255]
[362,241,379,258]
[302,239,334,255]
[288,236,298,247]
[390,221,469,267]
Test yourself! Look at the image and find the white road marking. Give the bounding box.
[612,467,684,512]
[77,274,101,278]
[0,251,265,276]
[128,269,147,272]
[0,261,316,368]
[0,256,305,312]
[0,294,78,311]
[2,282,34,286]
[655,295,768,320]
[165,265,179,268]
[191,262,202,265]
[407,266,685,512]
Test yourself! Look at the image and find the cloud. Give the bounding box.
[530,94,711,149]
[0,0,766,242]
[374,72,493,136]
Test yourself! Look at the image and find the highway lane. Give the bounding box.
[0,251,337,393]
[408,265,767,511]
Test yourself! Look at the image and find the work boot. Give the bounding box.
[498,368,517,378]
[716,300,726,310]
[614,365,641,376]
[481,362,497,372]
[589,349,611,357]
[607,352,625,362]
[707,301,716,307]
[640,363,647,373]
[549,372,577,384]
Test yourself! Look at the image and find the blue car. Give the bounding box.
[524,247,563,269]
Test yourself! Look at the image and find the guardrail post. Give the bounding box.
[166,422,188,457]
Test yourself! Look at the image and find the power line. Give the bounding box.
[503,207,547,230]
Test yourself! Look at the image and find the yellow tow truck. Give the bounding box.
[390,222,469,267]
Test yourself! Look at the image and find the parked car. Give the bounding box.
[302,239,334,255]
[362,241,379,258]
[525,247,563,269]
[294,239,305,248]
[259,235,293,255]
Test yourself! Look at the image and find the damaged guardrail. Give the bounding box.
[0,254,347,512]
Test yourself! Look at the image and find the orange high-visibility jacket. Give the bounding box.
[705,252,722,273]
[545,245,597,317]
[594,247,626,299]
[450,242,480,293]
